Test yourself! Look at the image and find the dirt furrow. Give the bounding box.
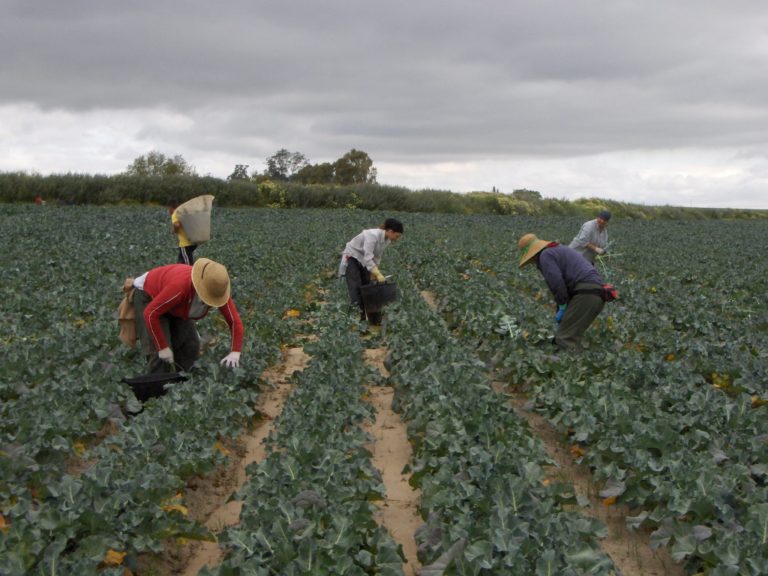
[363,347,423,576]
[177,346,310,575]
[496,384,685,576]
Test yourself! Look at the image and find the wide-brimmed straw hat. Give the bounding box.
[518,233,551,268]
[191,258,231,307]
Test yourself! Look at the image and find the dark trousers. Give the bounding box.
[178,245,197,265]
[134,289,200,373]
[344,257,382,324]
[555,282,605,352]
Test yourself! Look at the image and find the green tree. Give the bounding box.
[332,149,377,185]
[512,189,542,202]
[123,151,196,177]
[227,164,250,181]
[265,149,309,181]
[294,162,335,184]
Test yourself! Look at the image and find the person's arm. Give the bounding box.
[538,252,569,305]
[218,298,244,368]
[218,298,244,352]
[361,230,379,270]
[570,222,591,249]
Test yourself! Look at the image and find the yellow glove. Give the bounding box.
[371,267,386,283]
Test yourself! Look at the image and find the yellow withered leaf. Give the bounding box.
[213,441,231,456]
[103,549,126,566]
[161,504,189,516]
[602,496,617,506]
[569,445,586,457]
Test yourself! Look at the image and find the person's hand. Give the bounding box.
[594,247,605,255]
[158,347,174,364]
[371,267,386,283]
[220,351,241,369]
[554,304,567,324]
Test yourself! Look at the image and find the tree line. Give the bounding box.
[1,149,766,220]
[125,149,377,186]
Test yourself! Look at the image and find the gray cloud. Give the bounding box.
[1,0,767,207]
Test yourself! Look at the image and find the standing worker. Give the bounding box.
[339,218,403,325]
[569,210,611,264]
[171,204,197,264]
[519,233,606,353]
[133,258,243,373]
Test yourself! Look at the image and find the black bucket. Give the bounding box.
[360,282,397,314]
[122,372,188,402]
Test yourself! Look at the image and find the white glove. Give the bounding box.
[594,247,605,255]
[220,351,241,369]
[158,347,174,364]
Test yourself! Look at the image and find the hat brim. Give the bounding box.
[191,258,230,307]
[518,239,550,268]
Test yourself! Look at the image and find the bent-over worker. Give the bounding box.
[133,258,243,373]
[569,210,611,264]
[339,218,403,324]
[519,233,605,353]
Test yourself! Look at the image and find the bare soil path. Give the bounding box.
[496,384,685,576]
[363,347,423,576]
[173,346,310,576]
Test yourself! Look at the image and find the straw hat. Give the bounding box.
[518,233,551,268]
[191,258,231,307]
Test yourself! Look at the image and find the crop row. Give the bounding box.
[0,206,342,573]
[382,265,615,574]
[393,215,768,574]
[206,282,404,575]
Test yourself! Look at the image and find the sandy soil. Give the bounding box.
[363,347,423,576]
[420,290,438,311]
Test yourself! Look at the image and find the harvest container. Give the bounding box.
[360,282,397,314]
[176,194,214,244]
[122,372,188,402]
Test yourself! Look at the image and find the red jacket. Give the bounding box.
[143,264,244,352]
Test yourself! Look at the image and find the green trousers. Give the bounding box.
[133,289,200,373]
[555,282,605,352]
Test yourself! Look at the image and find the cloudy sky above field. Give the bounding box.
[2,0,767,209]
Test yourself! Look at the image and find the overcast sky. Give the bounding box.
[2,0,767,209]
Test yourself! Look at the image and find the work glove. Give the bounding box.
[594,247,605,255]
[371,267,386,283]
[554,304,567,324]
[158,347,174,364]
[220,351,241,369]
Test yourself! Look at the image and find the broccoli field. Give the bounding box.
[1,204,767,575]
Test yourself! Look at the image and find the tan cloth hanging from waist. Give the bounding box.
[117,277,137,347]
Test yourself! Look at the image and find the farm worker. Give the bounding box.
[339,218,404,324]
[569,210,611,264]
[519,233,605,352]
[132,258,243,373]
[171,204,197,264]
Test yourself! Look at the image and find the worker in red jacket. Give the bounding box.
[132,258,243,373]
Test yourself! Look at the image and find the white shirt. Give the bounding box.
[339,228,390,276]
